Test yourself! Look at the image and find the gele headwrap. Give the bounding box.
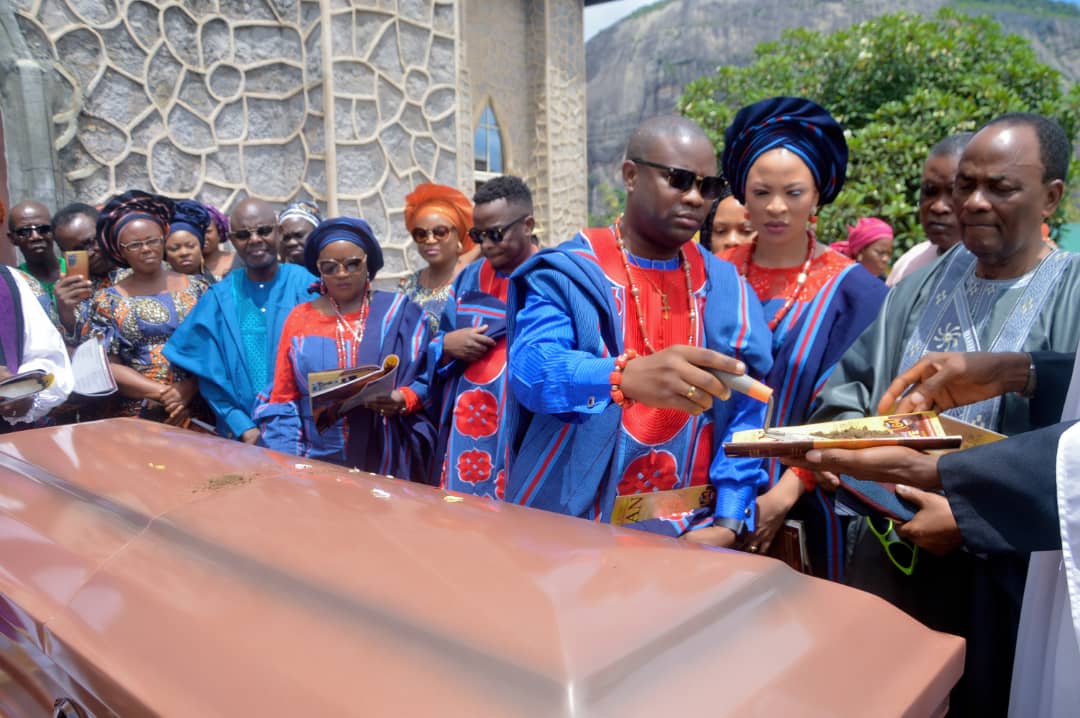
[204,203,230,244]
[404,183,474,253]
[96,190,174,267]
[303,217,383,280]
[169,200,211,247]
[832,217,893,259]
[722,96,848,206]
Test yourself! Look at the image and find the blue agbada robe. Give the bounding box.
[504,231,774,534]
[411,260,513,497]
[163,263,316,439]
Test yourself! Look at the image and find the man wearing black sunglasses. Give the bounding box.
[504,116,773,548]
[165,198,316,444]
[7,200,63,302]
[397,175,539,497]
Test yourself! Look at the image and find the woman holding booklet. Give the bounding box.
[255,218,436,483]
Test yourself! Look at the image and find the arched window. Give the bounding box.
[474,104,503,173]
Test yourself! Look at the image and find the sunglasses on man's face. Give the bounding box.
[630,158,726,201]
[411,225,454,243]
[231,225,275,242]
[866,516,919,576]
[467,214,529,245]
[14,224,52,240]
[317,257,367,276]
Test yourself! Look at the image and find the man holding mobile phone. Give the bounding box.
[52,203,112,339]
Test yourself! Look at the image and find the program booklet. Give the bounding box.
[71,336,117,397]
[309,354,399,433]
[723,412,964,458]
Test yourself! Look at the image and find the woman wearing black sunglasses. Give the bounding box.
[255,217,435,483]
[397,183,479,332]
[718,97,887,579]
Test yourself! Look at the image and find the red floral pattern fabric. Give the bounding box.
[618,450,679,495]
[720,243,854,301]
[454,388,500,438]
[457,449,493,485]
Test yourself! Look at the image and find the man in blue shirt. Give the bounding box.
[505,116,773,547]
[165,198,315,442]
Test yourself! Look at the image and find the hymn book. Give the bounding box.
[0,370,54,404]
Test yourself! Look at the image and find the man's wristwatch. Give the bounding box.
[1019,353,1037,399]
[712,515,748,536]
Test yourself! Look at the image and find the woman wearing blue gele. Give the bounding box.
[719,97,887,577]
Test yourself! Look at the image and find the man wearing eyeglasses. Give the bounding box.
[502,116,773,546]
[50,203,121,339]
[7,200,64,303]
[165,197,316,443]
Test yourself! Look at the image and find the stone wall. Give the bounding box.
[3,0,470,280]
[1,0,586,273]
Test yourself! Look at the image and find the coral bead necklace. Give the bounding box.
[741,230,817,331]
[612,219,697,354]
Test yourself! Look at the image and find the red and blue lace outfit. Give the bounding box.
[720,242,887,579]
[255,291,436,483]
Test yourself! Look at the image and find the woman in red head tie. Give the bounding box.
[832,217,894,280]
[398,183,479,331]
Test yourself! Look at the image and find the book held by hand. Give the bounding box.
[309,355,399,433]
[0,370,54,404]
[723,412,965,458]
[71,336,117,397]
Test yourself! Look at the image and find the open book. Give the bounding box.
[309,354,399,433]
[0,370,54,404]
[723,412,964,458]
[71,336,117,397]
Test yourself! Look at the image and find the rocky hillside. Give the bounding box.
[585,0,1080,209]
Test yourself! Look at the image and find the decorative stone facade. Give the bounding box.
[0,0,586,279]
[463,0,587,245]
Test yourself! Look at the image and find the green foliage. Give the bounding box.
[679,8,1080,255]
[589,178,627,227]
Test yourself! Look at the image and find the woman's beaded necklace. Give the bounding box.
[330,290,371,366]
[612,219,697,354]
[741,229,817,331]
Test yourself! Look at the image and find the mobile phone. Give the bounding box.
[65,250,90,279]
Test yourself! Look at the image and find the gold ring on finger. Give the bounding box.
[686,385,697,400]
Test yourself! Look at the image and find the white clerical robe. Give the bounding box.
[1008,351,1080,716]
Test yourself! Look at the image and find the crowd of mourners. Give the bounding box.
[2,95,1079,716]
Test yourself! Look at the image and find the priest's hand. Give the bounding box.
[0,367,35,422]
[682,525,737,548]
[442,325,496,363]
[620,345,742,414]
[895,486,963,556]
[240,428,260,445]
[877,351,1031,415]
[785,446,943,492]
